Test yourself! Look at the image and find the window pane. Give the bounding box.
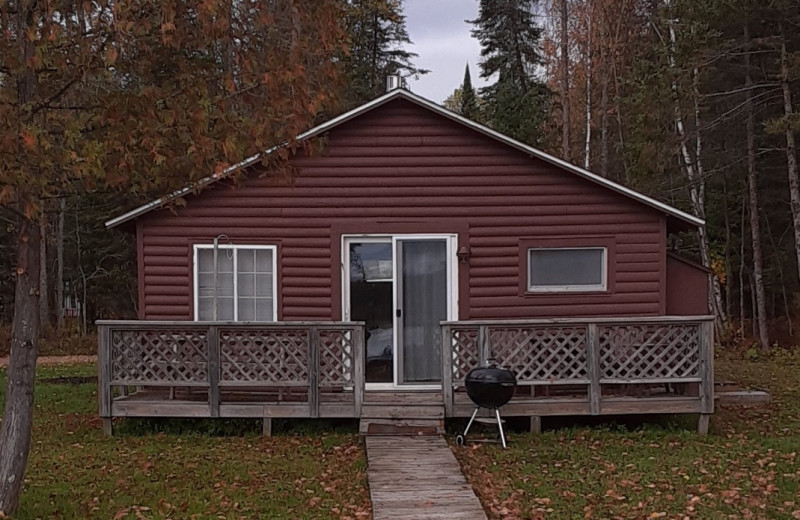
[198,297,214,320]
[255,249,272,273]
[238,298,256,321]
[255,273,273,297]
[238,273,255,297]
[216,271,234,297]
[256,298,274,321]
[197,249,214,273]
[217,297,234,320]
[238,249,255,273]
[529,248,604,288]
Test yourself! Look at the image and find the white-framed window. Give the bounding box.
[527,247,607,292]
[193,244,277,321]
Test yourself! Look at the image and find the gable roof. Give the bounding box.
[105,88,703,230]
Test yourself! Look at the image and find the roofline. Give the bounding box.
[106,88,704,229]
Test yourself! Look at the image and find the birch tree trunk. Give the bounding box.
[744,24,770,351]
[779,23,800,284]
[560,0,571,161]
[584,7,592,170]
[665,13,727,333]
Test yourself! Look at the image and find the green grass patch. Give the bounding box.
[453,349,800,519]
[0,364,370,519]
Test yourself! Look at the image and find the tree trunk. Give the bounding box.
[56,197,65,329]
[600,51,609,177]
[560,0,571,161]
[722,174,733,317]
[584,6,592,170]
[0,212,40,515]
[744,24,770,351]
[779,24,800,283]
[0,1,41,513]
[665,14,726,332]
[38,212,49,329]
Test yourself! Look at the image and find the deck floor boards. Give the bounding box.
[366,436,487,520]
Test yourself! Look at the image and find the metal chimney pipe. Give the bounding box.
[386,75,402,92]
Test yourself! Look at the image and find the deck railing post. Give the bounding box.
[97,324,113,435]
[352,325,364,416]
[478,325,489,366]
[309,326,320,418]
[699,320,715,415]
[208,325,220,418]
[441,324,453,417]
[586,323,601,415]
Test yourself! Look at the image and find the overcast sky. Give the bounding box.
[402,0,489,104]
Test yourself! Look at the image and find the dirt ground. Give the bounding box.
[0,355,97,368]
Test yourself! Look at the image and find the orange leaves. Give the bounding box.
[20,129,36,150]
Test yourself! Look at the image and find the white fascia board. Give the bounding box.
[106,88,703,229]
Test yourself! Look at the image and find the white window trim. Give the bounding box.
[527,247,607,293]
[193,244,278,321]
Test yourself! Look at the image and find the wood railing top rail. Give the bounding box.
[97,320,366,327]
[442,316,714,326]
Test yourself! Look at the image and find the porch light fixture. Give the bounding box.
[457,246,471,264]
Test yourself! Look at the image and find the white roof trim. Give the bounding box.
[106,89,703,229]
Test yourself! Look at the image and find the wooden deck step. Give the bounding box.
[359,418,444,436]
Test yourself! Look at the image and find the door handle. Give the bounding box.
[396,309,402,318]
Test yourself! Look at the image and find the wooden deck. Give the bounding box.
[97,316,715,433]
[366,436,487,520]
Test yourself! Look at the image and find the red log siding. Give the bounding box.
[666,254,710,315]
[138,98,669,320]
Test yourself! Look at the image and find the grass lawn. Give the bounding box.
[452,348,800,519]
[0,364,370,519]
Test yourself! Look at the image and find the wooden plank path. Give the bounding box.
[366,436,488,520]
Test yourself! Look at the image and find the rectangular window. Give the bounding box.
[528,247,606,292]
[194,245,276,321]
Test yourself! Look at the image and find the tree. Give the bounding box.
[460,64,481,121]
[342,0,427,106]
[0,0,347,513]
[470,0,550,145]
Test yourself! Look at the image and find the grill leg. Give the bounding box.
[495,408,507,449]
[463,407,480,437]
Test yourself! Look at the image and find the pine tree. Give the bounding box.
[460,64,481,121]
[470,0,550,145]
[343,0,427,105]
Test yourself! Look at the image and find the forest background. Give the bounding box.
[2,0,799,353]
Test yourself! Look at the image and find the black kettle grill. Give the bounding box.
[456,359,517,448]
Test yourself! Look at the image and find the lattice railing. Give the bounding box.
[490,326,588,383]
[442,317,714,416]
[110,328,209,385]
[598,324,701,381]
[219,328,310,385]
[318,329,356,387]
[98,321,365,419]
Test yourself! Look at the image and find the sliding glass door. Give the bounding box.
[344,235,456,387]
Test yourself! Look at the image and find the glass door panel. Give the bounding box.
[396,239,448,384]
[348,241,394,383]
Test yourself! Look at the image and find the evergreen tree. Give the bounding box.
[460,64,481,121]
[343,0,428,106]
[470,0,550,145]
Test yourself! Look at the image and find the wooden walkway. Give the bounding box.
[366,436,488,520]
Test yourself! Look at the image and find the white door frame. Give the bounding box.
[342,234,459,390]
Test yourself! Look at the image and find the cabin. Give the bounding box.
[98,87,714,436]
